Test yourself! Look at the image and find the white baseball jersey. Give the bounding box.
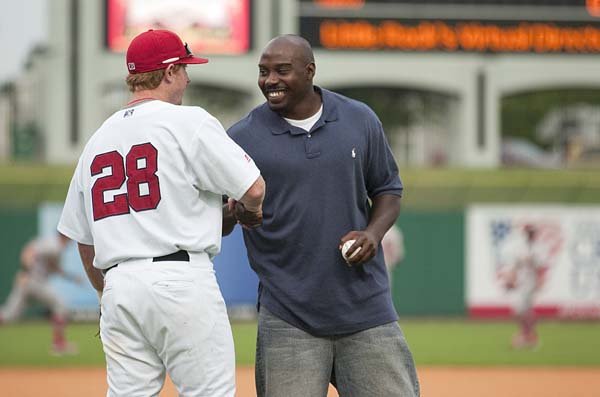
[26,236,64,280]
[500,233,548,290]
[58,100,260,269]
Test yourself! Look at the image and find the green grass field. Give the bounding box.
[1,319,598,367]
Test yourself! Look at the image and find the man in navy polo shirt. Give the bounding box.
[228,35,420,397]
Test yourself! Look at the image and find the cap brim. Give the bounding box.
[178,56,209,65]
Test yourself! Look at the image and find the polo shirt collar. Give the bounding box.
[267,86,339,135]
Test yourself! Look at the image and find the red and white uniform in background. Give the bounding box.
[382,224,405,274]
[58,100,260,397]
[0,235,67,321]
[499,229,550,315]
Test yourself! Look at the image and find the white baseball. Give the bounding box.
[341,239,361,260]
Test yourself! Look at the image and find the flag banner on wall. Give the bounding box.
[467,205,600,319]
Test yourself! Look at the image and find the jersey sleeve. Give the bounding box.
[57,159,94,245]
[186,114,260,200]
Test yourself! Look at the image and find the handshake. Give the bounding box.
[227,198,263,229]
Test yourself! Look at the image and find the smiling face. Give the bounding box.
[258,36,317,119]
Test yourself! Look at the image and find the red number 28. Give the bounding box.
[91,143,161,221]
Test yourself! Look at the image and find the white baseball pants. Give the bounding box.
[100,252,235,397]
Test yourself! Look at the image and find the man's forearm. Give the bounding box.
[232,176,266,229]
[366,194,402,242]
[77,243,103,292]
[239,176,265,212]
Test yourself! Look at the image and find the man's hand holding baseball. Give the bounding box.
[339,230,379,266]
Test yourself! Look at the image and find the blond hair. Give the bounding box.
[125,65,182,92]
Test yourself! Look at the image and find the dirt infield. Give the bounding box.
[1,366,599,396]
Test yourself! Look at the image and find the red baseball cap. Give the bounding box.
[126,29,208,74]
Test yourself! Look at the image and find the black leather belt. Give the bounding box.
[152,250,190,262]
[102,250,190,275]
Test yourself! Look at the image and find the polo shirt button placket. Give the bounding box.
[305,131,320,158]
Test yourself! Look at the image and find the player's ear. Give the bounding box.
[306,62,315,80]
[164,64,176,83]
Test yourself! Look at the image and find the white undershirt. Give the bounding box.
[283,105,323,132]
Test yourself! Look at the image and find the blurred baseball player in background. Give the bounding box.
[57,29,265,396]
[382,223,406,287]
[0,233,80,355]
[228,35,419,397]
[499,223,549,349]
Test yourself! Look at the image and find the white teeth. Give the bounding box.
[268,91,284,98]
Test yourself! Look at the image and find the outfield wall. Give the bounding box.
[0,210,37,304]
[393,211,465,316]
[1,202,599,320]
[0,205,260,320]
[0,207,466,318]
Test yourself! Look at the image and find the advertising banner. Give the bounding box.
[467,205,600,319]
[105,0,252,54]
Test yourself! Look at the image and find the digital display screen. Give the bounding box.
[299,0,600,53]
[300,0,587,6]
[106,0,251,55]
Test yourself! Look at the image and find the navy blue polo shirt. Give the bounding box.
[227,87,403,336]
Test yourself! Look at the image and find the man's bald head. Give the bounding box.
[263,35,315,65]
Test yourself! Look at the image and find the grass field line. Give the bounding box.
[1,320,599,367]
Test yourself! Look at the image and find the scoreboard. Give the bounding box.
[299,0,600,53]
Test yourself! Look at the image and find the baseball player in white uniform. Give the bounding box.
[382,224,405,277]
[57,29,265,396]
[0,233,79,355]
[499,224,548,349]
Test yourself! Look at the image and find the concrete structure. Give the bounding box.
[24,0,600,165]
[0,87,11,161]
